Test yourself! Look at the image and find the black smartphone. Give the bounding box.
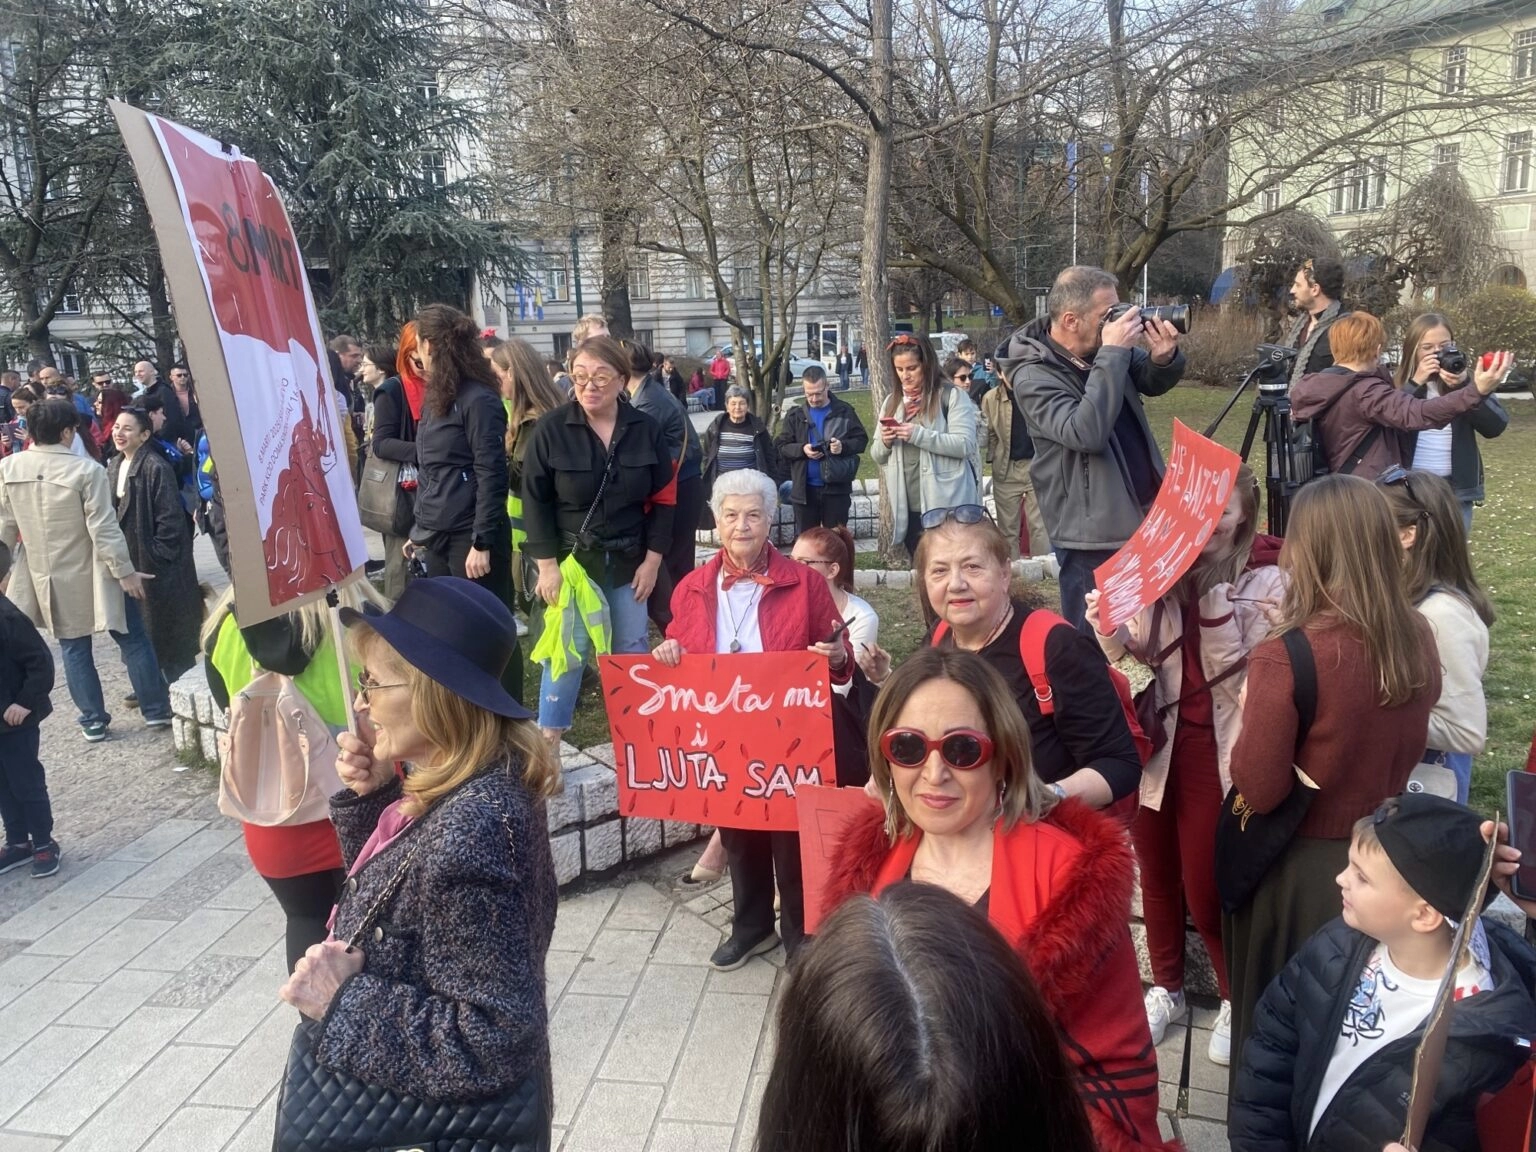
[825,618,848,645]
[1507,770,1536,902]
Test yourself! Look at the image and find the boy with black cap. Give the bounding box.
[1231,793,1536,1152]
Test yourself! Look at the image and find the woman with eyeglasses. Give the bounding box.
[522,334,676,745]
[860,510,1143,813]
[790,525,877,682]
[202,582,385,970]
[1379,468,1493,805]
[869,333,980,557]
[1392,312,1509,533]
[827,648,1170,1152]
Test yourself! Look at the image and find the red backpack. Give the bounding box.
[932,609,1154,766]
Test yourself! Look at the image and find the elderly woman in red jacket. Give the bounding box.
[652,468,852,969]
[827,646,1173,1152]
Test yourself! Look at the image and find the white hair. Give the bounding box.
[709,468,778,522]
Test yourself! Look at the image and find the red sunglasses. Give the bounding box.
[880,727,995,771]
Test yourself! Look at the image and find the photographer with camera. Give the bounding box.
[1393,313,1509,533]
[1000,266,1185,634]
[1290,312,1510,484]
[1284,258,1349,384]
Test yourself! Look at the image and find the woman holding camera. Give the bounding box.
[1392,313,1509,533]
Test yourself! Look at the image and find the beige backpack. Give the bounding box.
[217,671,343,826]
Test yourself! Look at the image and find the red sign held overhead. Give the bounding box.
[1094,421,1242,632]
[599,652,838,832]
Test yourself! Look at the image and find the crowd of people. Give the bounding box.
[0,256,1531,1152]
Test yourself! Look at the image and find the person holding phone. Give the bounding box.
[774,366,867,538]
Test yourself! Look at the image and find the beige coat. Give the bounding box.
[1095,564,1288,808]
[0,444,136,639]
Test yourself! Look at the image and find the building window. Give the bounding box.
[683,265,705,299]
[632,328,653,349]
[1347,69,1384,116]
[417,75,439,106]
[1260,186,1282,213]
[628,257,651,301]
[1516,29,1536,81]
[1433,142,1461,171]
[1443,46,1468,95]
[1330,158,1387,214]
[423,151,446,190]
[56,283,81,314]
[544,258,569,302]
[732,258,758,297]
[1504,131,1532,193]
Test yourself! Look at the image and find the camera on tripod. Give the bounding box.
[1103,302,1192,335]
[1253,343,1298,391]
[1202,342,1313,536]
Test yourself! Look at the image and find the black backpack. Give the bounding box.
[1287,376,1383,484]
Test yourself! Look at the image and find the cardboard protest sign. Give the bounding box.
[796,785,883,934]
[600,652,837,832]
[111,103,367,625]
[1094,421,1242,632]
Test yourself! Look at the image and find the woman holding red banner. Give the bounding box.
[651,468,853,969]
[1083,463,1286,1068]
[827,647,1170,1152]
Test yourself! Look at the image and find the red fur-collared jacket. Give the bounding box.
[666,546,853,682]
[827,799,1178,1152]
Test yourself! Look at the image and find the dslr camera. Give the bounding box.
[1435,343,1468,376]
[1104,302,1191,335]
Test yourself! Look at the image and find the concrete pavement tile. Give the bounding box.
[21,897,146,957]
[149,954,256,1010]
[0,1134,59,1150]
[649,1121,735,1152]
[57,968,172,1028]
[705,957,777,996]
[549,993,627,1126]
[50,917,174,983]
[598,962,707,1083]
[175,943,285,1047]
[138,1103,248,1152]
[202,869,270,912]
[190,1005,292,1109]
[549,889,618,954]
[0,953,61,1009]
[0,1024,105,1125]
[650,910,722,967]
[1155,1026,1229,1094]
[731,1072,769,1152]
[126,908,246,972]
[1159,1081,1228,1122]
[134,856,252,922]
[1177,1116,1232,1151]
[701,907,732,929]
[683,891,723,915]
[110,828,242,900]
[6,1005,199,1135]
[0,982,92,1061]
[48,1041,229,1152]
[604,883,673,931]
[204,901,285,959]
[663,993,770,1124]
[106,819,207,864]
[564,1081,661,1152]
[568,928,659,998]
[216,1087,276,1152]
[546,950,582,1007]
[1159,1112,1176,1141]
[0,861,144,943]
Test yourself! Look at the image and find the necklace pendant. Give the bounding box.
[729,639,741,653]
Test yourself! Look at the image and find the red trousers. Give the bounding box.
[1131,720,1230,999]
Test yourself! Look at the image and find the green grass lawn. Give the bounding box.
[549,380,1535,817]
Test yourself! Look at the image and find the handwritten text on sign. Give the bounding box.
[599,652,836,832]
[1094,421,1242,631]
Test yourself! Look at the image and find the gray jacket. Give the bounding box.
[998,318,1185,551]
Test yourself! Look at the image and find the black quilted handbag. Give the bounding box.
[273,797,552,1152]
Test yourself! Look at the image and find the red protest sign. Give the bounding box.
[600,652,837,832]
[1094,421,1242,632]
[796,785,883,934]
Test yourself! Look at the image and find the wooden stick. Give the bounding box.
[327,587,359,738]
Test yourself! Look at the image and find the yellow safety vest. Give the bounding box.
[528,554,613,678]
[505,400,527,551]
[209,614,355,727]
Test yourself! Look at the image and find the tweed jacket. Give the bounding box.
[317,762,557,1102]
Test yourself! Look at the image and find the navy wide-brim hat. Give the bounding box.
[340,577,531,720]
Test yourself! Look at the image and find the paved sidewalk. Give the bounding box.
[0,810,1230,1150]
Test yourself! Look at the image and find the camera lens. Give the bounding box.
[1436,344,1468,375]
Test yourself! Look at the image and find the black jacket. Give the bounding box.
[1401,383,1508,504]
[1232,916,1536,1152]
[412,380,509,551]
[521,400,675,586]
[628,375,701,478]
[370,377,418,466]
[773,396,869,504]
[700,411,778,489]
[142,380,200,447]
[0,595,53,730]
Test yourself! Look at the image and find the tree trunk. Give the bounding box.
[862,0,896,555]
[146,259,176,370]
[598,199,633,339]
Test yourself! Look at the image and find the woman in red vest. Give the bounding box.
[827,647,1171,1152]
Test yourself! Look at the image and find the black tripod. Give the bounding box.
[1204,365,1306,537]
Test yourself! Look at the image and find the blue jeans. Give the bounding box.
[1461,500,1475,537]
[58,596,172,728]
[1054,547,1119,635]
[1445,751,1473,805]
[538,577,651,731]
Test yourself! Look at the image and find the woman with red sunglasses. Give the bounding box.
[827,647,1171,1152]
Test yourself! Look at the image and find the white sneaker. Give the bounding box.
[1207,1000,1233,1066]
[1144,986,1187,1045]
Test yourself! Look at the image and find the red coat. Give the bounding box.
[828,800,1177,1152]
[666,547,854,683]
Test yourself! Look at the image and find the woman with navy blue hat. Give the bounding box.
[273,577,560,1152]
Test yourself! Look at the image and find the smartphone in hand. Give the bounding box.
[1507,770,1536,901]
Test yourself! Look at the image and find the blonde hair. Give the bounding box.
[866,647,1051,839]
[351,623,560,816]
[1276,474,1433,707]
[1180,463,1261,600]
[199,581,389,654]
[492,337,566,432]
